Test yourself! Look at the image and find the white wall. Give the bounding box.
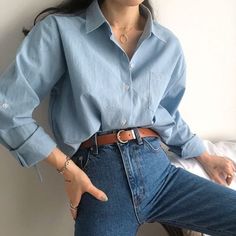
[151,0,236,141]
[0,0,235,235]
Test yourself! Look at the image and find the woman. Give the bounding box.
[0,0,236,235]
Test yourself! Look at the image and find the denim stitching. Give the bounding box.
[132,144,146,206]
[116,142,142,225]
[143,137,161,152]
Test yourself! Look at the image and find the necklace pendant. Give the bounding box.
[120,34,128,44]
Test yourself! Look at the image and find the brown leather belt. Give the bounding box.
[80,127,159,149]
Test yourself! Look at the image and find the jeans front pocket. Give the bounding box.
[70,148,91,170]
[143,136,162,152]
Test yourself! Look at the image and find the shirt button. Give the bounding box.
[0,102,9,109]
[123,83,130,91]
[129,62,134,69]
[121,119,127,126]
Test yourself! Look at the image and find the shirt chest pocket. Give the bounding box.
[147,71,168,112]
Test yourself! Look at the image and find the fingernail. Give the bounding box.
[101,195,108,201]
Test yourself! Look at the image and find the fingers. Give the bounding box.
[212,174,228,186]
[69,200,80,220]
[226,156,236,171]
[65,170,108,221]
[226,174,234,186]
[223,156,236,171]
[86,184,108,202]
[68,183,108,221]
[224,171,235,186]
[220,156,236,186]
[69,204,78,221]
[211,171,234,186]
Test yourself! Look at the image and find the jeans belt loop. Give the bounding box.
[133,127,143,145]
[90,132,99,155]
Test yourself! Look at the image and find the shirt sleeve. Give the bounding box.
[0,14,66,168]
[152,45,207,159]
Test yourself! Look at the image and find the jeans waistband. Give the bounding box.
[87,127,149,155]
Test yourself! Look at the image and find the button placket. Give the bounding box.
[123,83,130,91]
[129,62,134,70]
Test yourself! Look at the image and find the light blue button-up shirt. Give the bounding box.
[0,0,207,182]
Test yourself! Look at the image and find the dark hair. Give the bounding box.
[22,0,154,36]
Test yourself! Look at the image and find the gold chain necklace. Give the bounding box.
[112,16,145,44]
[118,25,135,44]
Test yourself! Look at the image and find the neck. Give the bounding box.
[100,1,145,30]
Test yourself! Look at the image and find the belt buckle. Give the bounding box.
[116,129,128,143]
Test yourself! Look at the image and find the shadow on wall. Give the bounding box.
[138,222,169,236]
[0,16,31,71]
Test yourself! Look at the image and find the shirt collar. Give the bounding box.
[85,0,166,43]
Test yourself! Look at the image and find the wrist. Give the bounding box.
[195,151,211,164]
[61,160,79,180]
[44,147,79,180]
[56,155,80,181]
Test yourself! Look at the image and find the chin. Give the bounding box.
[115,0,144,7]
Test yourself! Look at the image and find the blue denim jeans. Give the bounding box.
[71,131,236,236]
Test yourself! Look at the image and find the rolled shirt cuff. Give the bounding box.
[9,125,57,168]
[180,133,207,159]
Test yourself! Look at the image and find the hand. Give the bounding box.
[196,151,236,186]
[44,147,108,220]
[63,162,108,221]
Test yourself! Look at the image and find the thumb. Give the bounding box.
[86,184,108,202]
